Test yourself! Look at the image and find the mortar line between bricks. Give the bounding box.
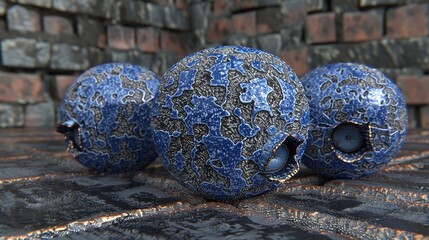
[4,202,242,239]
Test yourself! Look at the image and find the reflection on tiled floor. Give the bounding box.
[0,128,428,239]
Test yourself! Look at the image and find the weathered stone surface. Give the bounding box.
[0,104,24,127]
[256,33,281,55]
[360,0,406,6]
[232,11,256,37]
[0,72,44,104]
[43,15,74,35]
[120,0,148,25]
[386,4,429,39]
[77,18,106,48]
[281,47,310,76]
[53,0,77,12]
[50,44,88,71]
[256,7,283,34]
[25,101,55,128]
[107,25,135,50]
[86,47,108,67]
[331,0,359,13]
[206,17,231,42]
[147,2,164,27]
[53,75,76,101]
[164,6,187,30]
[397,75,429,104]
[305,0,327,12]
[305,12,336,44]
[7,5,40,33]
[343,10,383,42]
[1,38,50,68]
[76,0,115,19]
[136,27,160,53]
[189,1,210,30]
[0,0,6,16]
[11,0,51,8]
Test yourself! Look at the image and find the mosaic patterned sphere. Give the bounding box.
[301,63,407,179]
[152,46,310,201]
[57,63,160,173]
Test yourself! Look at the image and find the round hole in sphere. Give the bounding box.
[332,123,365,153]
[265,143,289,173]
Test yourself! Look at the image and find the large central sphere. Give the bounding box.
[152,46,309,201]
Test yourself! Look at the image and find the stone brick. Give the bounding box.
[77,18,106,48]
[7,5,41,33]
[230,0,258,11]
[213,0,231,16]
[280,27,303,46]
[121,0,148,25]
[232,12,256,37]
[343,10,383,42]
[43,16,74,35]
[53,0,78,12]
[53,75,75,100]
[175,0,187,10]
[207,17,231,42]
[396,75,429,104]
[386,4,429,39]
[137,27,160,53]
[305,13,336,44]
[147,3,164,28]
[420,105,429,128]
[11,0,51,8]
[0,0,6,16]
[226,34,256,48]
[50,44,88,71]
[256,7,283,34]
[0,72,44,104]
[76,0,115,19]
[189,2,210,30]
[161,31,184,56]
[152,51,179,75]
[360,0,406,6]
[256,34,281,55]
[407,106,417,129]
[107,49,149,66]
[280,48,310,76]
[1,38,50,68]
[25,101,55,128]
[87,47,108,67]
[306,0,327,12]
[107,26,135,50]
[331,0,359,13]
[164,6,187,30]
[0,103,24,127]
[281,0,307,28]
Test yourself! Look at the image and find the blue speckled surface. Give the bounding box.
[152,46,310,201]
[58,63,160,173]
[301,63,408,179]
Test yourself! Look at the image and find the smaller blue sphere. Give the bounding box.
[57,63,160,173]
[301,63,407,179]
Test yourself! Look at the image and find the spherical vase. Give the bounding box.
[152,46,310,201]
[57,63,160,173]
[301,63,408,179]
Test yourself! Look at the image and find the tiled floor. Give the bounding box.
[0,128,428,239]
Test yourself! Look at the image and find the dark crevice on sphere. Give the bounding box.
[301,62,407,179]
[152,45,310,201]
[58,63,160,173]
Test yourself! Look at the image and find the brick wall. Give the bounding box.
[0,0,428,129]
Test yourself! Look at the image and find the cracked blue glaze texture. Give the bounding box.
[301,63,407,179]
[58,63,160,173]
[152,46,310,201]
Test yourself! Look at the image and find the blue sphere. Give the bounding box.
[152,46,310,201]
[57,63,160,173]
[301,63,408,179]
